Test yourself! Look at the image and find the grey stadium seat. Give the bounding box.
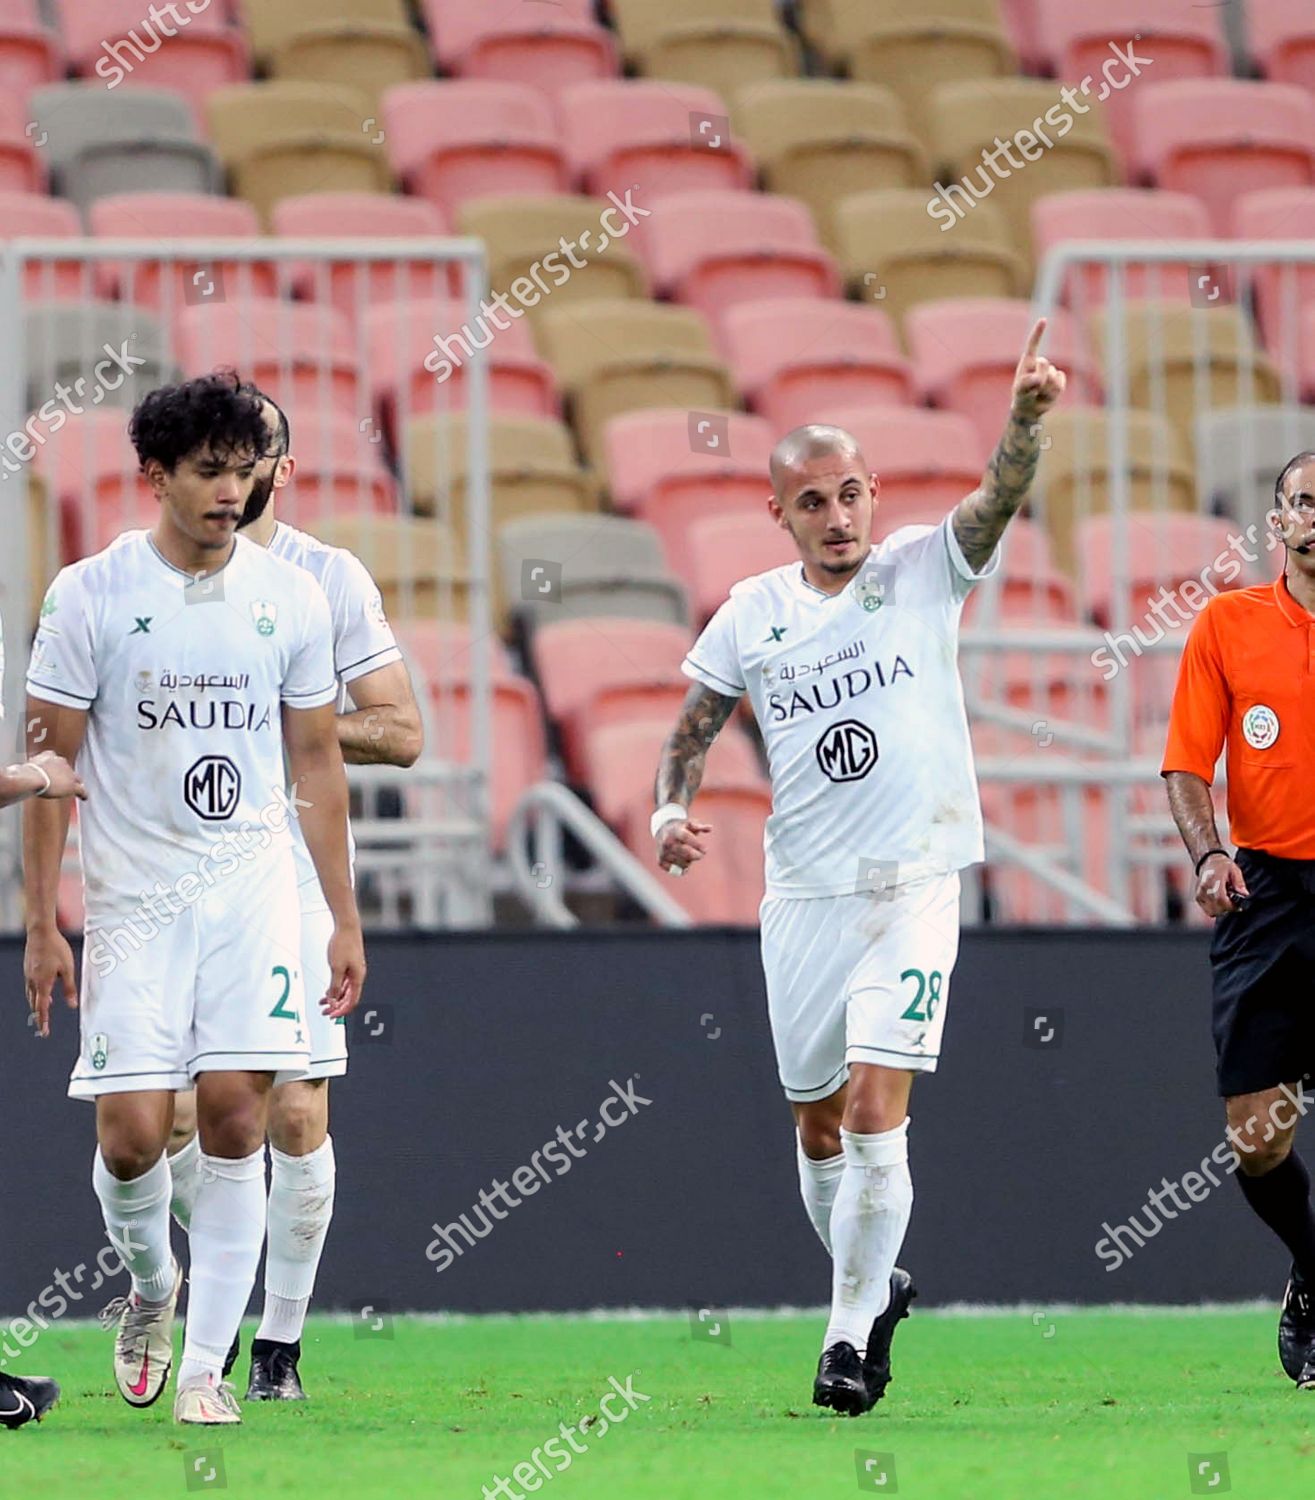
[27,84,221,210]
[1195,406,1315,536]
[23,302,177,414]
[498,514,689,629]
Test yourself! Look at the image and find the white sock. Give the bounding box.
[167,1134,202,1232]
[256,1137,336,1345]
[798,1142,846,1255]
[822,1121,913,1357]
[179,1147,266,1385]
[92,1149,176,1303]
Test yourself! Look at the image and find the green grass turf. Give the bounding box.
[2,1308,1313,1499]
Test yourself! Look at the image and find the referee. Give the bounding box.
[1163,449,1315,1390]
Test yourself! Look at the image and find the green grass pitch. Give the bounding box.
[3,1307,1313,1499]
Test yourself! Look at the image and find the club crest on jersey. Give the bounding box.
[855,575,885,612]
[90,1033,109,1071]
[251,600,278,637]
[1242,704,1279,750]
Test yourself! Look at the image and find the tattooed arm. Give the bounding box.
[952,317,1067,573]
[1165,770,1249,918]
[652,681,740,872]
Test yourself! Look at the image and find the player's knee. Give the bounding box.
[1234,1130,1295,1177]
[99,1135,164,1180]
[268,1081,328,1155]
[796,1109,842,1160]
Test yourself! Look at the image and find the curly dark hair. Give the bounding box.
[128,371,274,473]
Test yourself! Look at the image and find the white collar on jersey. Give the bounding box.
[146,531,241,583]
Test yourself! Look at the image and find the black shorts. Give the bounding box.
[1211,847,1315,1098]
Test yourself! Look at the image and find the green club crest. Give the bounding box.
[251,599,278,637]
[90,1033,108,1071]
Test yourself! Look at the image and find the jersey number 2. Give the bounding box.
[270,965,299,1021]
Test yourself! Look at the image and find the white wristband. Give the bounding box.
[25,761,51,798]
[650,802,688,839]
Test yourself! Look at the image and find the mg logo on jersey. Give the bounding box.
[184,754,242,820]
[816,719,878,782]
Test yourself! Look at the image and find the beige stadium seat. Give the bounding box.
[834,189,1024,339]
[612,0,799,95]
[311,514,469,621]
[270,21,430,112]
[1032,406,1197,577]
[1086,301,1282,460]
[929,80,1118,270]
[534,300,737,464]
[207,81,391,227]
[457,195,649,310]
[243,0,411,67]
[733,81,925,252]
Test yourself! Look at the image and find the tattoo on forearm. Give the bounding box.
[1165,771,1224,866]
[655,684,739,807]
[952,412,1045,570]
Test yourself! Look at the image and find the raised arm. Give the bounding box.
[652,682,740,873]
[952,317,1067,573]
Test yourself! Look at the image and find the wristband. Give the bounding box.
[24,761,51,798]
[1194,847,1229,877]
[650,802,688,839]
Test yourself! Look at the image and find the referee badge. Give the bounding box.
[1242,704,1280,750]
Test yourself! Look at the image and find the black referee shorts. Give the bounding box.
[1211,847,1315,1098]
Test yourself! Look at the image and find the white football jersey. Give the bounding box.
[266,521,402,910]
[27,530,338,924]
[683,514,1000,899]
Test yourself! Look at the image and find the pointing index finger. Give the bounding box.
[1023,317,1047,359]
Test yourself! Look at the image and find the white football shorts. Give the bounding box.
[759,872,962,1102]
[71,850,312,1099]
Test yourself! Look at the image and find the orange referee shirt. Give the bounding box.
[1162,575,1315,858]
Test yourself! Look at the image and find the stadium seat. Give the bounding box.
[602,407,774,576]
[1131,79,1315,237]
[820,0,1017,147]
[905,298,1095,455]
[267,409,397,524]
[23,300,175,415]
[1032,406,1196,576]
[272,192,455,318]
[1085,301,1283,458]
[534,299,737,465]
[175,299,362,418]
[1294,303,1315,403]
[64,0,248,110]
[207,81,390,227]
[313,513,469,621]
[28,83,220,209]
[497,514,689,632]
[721,297,914,433]
[392,617,518,685]
[0,191,83,299]
[33,407,150,559]
[531,617,695,780]
[1232,188,1315,363]
[381,81,567,220]
[1195,405,1315,534]
[680,510,799,625]
[1249,0,1315,93]
[0,0,59,101]
[558,80,754,203]
[929,80,1119,267]
[422,0,616,99]
[635,190,840,335]
[1036,1,1228,166]
[1031,188,1215,311]
[0,92,43,192]
[960,516,1078,625]
[269,20,430,111]
[993,0,1044,72]
[361,296,559,450]
[456,195,650,309]
[833,189,1024,336]
[88,193,276,308]
[241,0,411,68]
[611,0,799,96]
[732,81,926,253]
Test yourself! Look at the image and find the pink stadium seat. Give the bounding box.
[1232,188,1315,363]
[682,510,799,624]
[0,191,84,298]
[636,190,840,335]
[422,0,617,97]
[603,408,776,578]
[33,408,149,559]
[1131,79,1315,236]
[271,192,456,319]
[1292,302,1315,401]
[558,80,753,202]
[813,405,985,531]
[721,297,913,432]
[0,0,59,100]
[175,299,362,418]
[1250,0,1315,94]
[1030,189,1214,311]
[381,81,568,218]
[361,297,558,448]
[996,0,1045,73]
[1037,1,1228,166]
[393,618,518,684]
[961,517,1078,626]
[905,298,1095,456]
[88,192,275,307]
[0,92,44,192]
[531,617,693,779]
[1074,512,1256,628]
[268,409,397,522]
